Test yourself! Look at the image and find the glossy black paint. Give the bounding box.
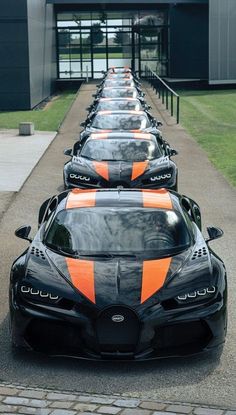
[86,98,151,116]
[63,133,178,190]
[80,110,162,142]
[9,189,227,359]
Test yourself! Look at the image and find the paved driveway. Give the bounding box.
[0,83,235,409]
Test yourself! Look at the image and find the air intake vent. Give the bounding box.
[192,247,207,260]
[31,247,46,260]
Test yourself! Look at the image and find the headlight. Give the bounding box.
[150,172,172,182]
[176,286,216,304]
[69,173,91,182]
[20,285,60,304]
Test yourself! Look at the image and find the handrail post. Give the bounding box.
[177,96,180,124]
[143,65,180,124]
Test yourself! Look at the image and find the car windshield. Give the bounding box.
[107,74,133,79]
[109,68,131,74]
[45,208,191,258]
[81,139,161,161]
[101,88,138,98]
[104,80,135,88]
[97,100,141,111]
[92,113,150,130]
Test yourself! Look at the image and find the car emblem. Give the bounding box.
[111,314,125,323]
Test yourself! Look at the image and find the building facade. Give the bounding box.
[0,0,235,110]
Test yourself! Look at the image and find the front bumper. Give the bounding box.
[10,287,227,360]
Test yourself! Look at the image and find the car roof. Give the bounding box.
[87,132,154,140]
[99,97,139,102]
[62,189,176,211]
[102,87,137,90]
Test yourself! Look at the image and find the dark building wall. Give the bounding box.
[169,4,209,79]
[0,0,30,110]
[27,0,57,108]
[209,0,236,84]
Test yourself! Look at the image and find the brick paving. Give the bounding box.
[0,383,235,415]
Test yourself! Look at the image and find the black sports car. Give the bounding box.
[86,98,151,117]
[80,110,162,141]
[63,132,178,190]
[10,188,227,359]
[98,79,137,89]
[93,87,145,100]
[105,66,132,74]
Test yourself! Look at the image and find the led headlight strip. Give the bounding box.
[177,286,216,301]
[20,285,59,300]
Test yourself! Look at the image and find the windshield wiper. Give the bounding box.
[77,253,114,259]
[46,243,77,258]
[76,252,138,259]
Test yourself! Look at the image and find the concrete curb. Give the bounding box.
[0,382,235,415]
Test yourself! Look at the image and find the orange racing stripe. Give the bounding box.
[93,161,109,180]
[142,189,173,209]
[133,133,152,139]
[90,133,109,139]
[131,161,149,181]
[141,258,171,303]
[66,258,95,304]
[66,189,96,209]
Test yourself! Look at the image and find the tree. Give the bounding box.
[113,29,124,45]
[87,23,104,45]
[113,30,130,46]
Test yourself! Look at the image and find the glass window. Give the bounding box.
[45,208,191,257]
[97,99,142,111]
[103,79,135,88]
[101,88,138,98]
[91,113,150,130]
[80,139,162,161]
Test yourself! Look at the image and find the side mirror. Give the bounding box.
[80,121,86,127]
[15,226,32,242]
[206,227,224,243]
[148,105,152,110]
[86,106,92,111]
[157,121,163,127]
[64,148,72,156]
[169,148,178,157]
[92,94,98,98]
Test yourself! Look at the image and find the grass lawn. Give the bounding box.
[0,90,77,132]
[60,53,123,59]
[178,89,236,187]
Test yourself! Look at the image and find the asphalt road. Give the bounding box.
[0,83,235,409]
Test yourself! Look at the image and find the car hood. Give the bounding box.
[24,241,215,310]
[68,157,171,183]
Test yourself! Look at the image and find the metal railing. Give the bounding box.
[143,66,180,124]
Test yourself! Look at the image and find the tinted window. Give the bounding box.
[81,139,161,161]
[107,74,133,79]
[104,80,135,88]
[101,88,138,98]
[45,208,190,257]
[92,113,150,130]
[97,100,141,111]
[108,68,131,73]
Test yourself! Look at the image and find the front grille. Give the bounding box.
[96,306,140,353]
[112,181,130,188]
[152,321,212,355]
[25,319,84,354]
